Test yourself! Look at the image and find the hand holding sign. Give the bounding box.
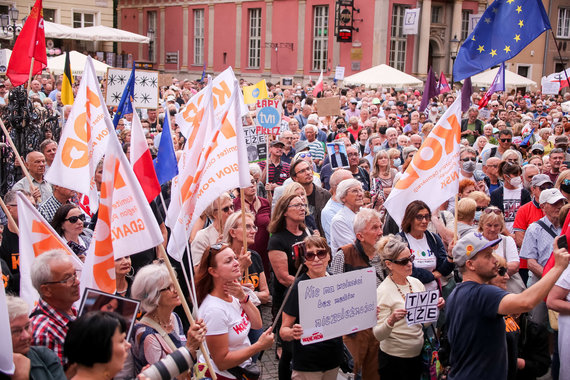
[405,290,440,326]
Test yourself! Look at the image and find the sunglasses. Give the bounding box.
[476,206,486,211]
[500,138,512,143]
[388,255,415,266]
[498,266,508,276]
[483,207,502,215]
[539,183,553,191]
[298,153,312,158]
[65,214,86,223]
[305,249,328,261]
[415,214,431,221]
[461,157,476,162]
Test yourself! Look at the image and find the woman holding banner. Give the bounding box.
[195,244,274,379]
[280,236,344,380]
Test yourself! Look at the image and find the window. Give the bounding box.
[312,5,328,71]
[558,8,570,38]
[73,12,95,28]
[461,10,472,40]
[193,9,204,65]
[147,11,156,62]
[43,9,56,23]
[517,65,530,78]
[248,8,261,68]
[390,5,408,71]
[431,6,442,24]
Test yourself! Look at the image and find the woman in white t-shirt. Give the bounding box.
[398,201,454,292]
[478,206,526,293]
[195,244,274,379]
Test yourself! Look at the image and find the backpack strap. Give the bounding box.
[535,220,557,238]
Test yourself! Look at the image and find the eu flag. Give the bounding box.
[113,65,136,127]
[453,0,551,82]
[153,109,178,185]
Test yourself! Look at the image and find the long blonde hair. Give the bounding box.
[372,150,390,178]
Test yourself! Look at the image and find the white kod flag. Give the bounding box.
[403,8,420,35]
[0,269,14,375]
[384,96,463,225]
[167,80,250,261]
[46,56,112,212]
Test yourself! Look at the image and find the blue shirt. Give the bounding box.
[447,281,509,380]
[519,216,560,284]
[321,198,343,244]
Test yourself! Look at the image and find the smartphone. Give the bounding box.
[292,241,306,261]
[558,235,568,250]
[563,161,570,168]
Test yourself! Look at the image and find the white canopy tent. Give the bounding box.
[343,64,424,88]
[47,51,110,76]
[469,67,537,90]
[44,21,92,41]
[78,25,149,43]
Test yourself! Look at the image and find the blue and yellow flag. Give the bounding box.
[453,0,550,82]
[242,79,268,105]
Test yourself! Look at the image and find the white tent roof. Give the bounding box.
[78,25,149,43]
[47,51,110,76]
[343,64,424,88]
[45,21,92,41]
[470,67,537,89]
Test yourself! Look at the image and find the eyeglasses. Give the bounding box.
[415,214,431,221]
[297,153,312,159]
[539,183,554,191]
[498,267,508,276]
[500,138,512,143]
[476,206,486,211]
[65,214,86,224]
[461,157,476,162]
[347,152,359,157]
[288,203,307,209]
[43,272,79,286]
[304,249,328,261]
[160,284,176,293]
[483,207,502,215]
[388,117,396,120]
[337,123,346,127]
[387,255,415,266]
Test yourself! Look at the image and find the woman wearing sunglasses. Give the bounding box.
[398,200,454,292]
[374,234,444,379]
[490,161,531,234]
[478,206,525,293]
[51,204,91,260]
[195,244,274,379]
[280,236,344,379]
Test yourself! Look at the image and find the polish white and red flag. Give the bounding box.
[130,108,161,202]
[313,70,324,97]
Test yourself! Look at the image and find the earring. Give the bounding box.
[127,266,135,279]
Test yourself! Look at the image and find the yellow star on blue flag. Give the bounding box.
[453,0,551,82]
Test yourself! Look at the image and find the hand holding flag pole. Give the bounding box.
[0,197,19,235]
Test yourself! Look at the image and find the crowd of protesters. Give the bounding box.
[3,70,570,380]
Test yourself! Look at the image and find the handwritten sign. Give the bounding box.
[541,78,561,95]
[405,290,439,326]
[244,125,268,163]
[298,268,376,345]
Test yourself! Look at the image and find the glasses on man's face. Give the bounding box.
[500,138,512,143]
[539,183,554,191]
[298,153,312,159]
[65,214,86,224]
[347,152,359,157]
[288,202,307,210]
[461,157,476,162]
[388,117,396,120]
[44,271,79,287]
[388,255,415,266]
[304,249,328,262]
[415,214,431,221]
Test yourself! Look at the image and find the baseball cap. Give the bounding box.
[166,95,176,102]
[396,101,405,107]
[539,188,566,205]
[372,98,381,105]
[555,135,569,145]
[531,174,552,188]
[295,140,310,152]
[350,98,358,104]
[531,143,544,153]
[453,231,501,267]
[270,140,285,147]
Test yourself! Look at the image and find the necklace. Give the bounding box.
[151,311,172,330]
[390,275,412,301]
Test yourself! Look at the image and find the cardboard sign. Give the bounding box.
[405,290,439,326]
[105,68,160,109]
[298,268,377,345]
[335,67,345,80]
[244,125,268,163]
[316,96,341,117]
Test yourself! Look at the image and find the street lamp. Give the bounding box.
[0,6,21,47]
[450,34,460,87]
[147,28,155,62]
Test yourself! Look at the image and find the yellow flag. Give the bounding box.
[242,79,268,104]
[61,51,74,105]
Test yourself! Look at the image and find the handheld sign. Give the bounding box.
[405,289,439,326]
[298,268,376,345]
[255,99,282,136]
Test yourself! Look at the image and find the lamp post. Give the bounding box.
[147,28,155,63]
[450,34,460,87]
[0,6,21,48]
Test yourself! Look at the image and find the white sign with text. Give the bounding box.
[405,289,439,326]
[298,268,376,345]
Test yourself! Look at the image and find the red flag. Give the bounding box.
[6,0,47,86]
[438,72,451,94]
[130,108,161,202]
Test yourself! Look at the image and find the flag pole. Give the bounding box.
[0,197,19,236]
[157,243,217,380]
[453,194,459,243]
[0,118,41,203]
[26,58,35,93]
[550,30,570,88]
[239,188,249,279]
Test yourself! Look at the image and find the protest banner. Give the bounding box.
[243,79,269,104]
[46,56,112,212]
[255,98,282,135]
[244,125,268,163]
[384,95,462,225]
[298,268,376,345]
[334,67,345,81]
[542,77,561,95]
[0,274,14,375]
[405,289,440,326]
[316,96,341,117]
[105,68,159,109]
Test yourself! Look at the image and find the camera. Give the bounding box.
[140,347,194,380]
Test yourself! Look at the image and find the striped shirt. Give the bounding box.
[258,160,291,186]
[308,140,325,161]
[31,298,77,365]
